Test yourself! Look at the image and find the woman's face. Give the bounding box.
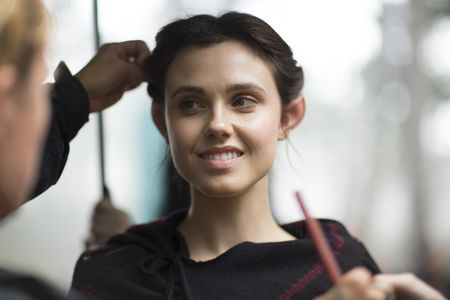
[0,51,49,217]
[162,41,285,198]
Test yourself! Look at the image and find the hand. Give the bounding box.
[85,193,132,250]
[374,273,447,300]
[76,40,150,112]
[314,268,394,300]
[314,268,447,300]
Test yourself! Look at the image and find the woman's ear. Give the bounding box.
[278,95,306,140]
[151,101,169,144]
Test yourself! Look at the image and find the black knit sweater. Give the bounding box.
[70,210,380,300]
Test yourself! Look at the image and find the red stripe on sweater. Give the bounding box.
[277,223,345,300]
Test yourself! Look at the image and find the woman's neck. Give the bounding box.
[176,177,295,261]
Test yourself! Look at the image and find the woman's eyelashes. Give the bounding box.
[177,94,260,114]
[232,95,258,110]
[179,98,204,114]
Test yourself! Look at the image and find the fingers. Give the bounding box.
[374,273,446,300]
[96,40,150,86]
[107,40,151,65]
[89,195,131,247]
[314,268,396,300]
[116,61,145,88]
[315,268,372,300]
[108,41,150,90]
[336,268,385,300]
[340,267,373,285]
[76,40,151,112]
[132,40,151,64]
[316,269,446,300]
[371,281,396,300]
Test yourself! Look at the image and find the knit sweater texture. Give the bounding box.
[70,210,380,300]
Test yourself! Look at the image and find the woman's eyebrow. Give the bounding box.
[170,82,267,99]
[225,83,267,95]
[170,85,205,99]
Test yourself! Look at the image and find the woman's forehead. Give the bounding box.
[165,41,277,93]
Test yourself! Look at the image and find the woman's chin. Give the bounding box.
[196,183,245,199]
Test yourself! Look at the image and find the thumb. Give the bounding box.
[115,62,146,92]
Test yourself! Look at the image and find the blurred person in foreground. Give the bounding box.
[0,0,148,298]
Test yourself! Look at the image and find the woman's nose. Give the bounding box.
[205,105,233,139]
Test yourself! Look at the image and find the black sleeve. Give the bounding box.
[28,62,90,199]
[358,241,382,274]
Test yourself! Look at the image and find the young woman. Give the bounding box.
[69,12,376,299]
[69,12,446,300]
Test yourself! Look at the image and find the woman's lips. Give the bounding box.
[198,148,244,170]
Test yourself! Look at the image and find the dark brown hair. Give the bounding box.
[145,12,304,105]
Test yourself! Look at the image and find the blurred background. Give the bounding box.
[0,0,449,296]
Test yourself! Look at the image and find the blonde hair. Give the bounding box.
[0,0,47,83]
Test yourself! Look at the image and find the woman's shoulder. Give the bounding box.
[282,218,381,274]
[282,218,353,240]
[70,211,188,300]
[75,210,187,267]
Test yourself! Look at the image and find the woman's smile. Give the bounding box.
[197,146,245,170]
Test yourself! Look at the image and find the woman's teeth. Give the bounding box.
[204,152,241,160]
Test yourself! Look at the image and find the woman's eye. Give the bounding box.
[182,100,197,109]
[181,99,199,109]
[180,99,203,112]
[233,96,256,108]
